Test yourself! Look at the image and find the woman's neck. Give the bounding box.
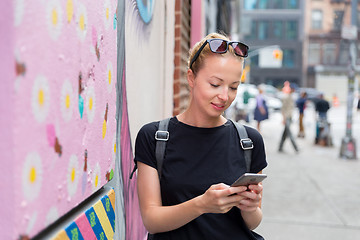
[177,108,227,128]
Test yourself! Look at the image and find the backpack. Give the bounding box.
[130,118,253,180]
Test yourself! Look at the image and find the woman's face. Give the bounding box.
[188,54,243,119]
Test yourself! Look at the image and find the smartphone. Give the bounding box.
[231,173,267,187]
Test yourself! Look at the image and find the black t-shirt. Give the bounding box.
[135,117,267,240]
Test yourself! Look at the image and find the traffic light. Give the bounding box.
[273,49,283,61]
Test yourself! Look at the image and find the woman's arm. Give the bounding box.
[137,162,248,234]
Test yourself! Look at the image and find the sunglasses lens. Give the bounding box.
[209,39,227,53]
[231,42,248,57]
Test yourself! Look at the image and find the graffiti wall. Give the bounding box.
[0,0,175,239]
[1,0,119,238]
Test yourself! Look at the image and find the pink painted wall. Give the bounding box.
[0,1,15,240]
[1,0,118,238]
[191,0,204,47]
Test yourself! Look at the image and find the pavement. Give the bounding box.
[245,104,360,240]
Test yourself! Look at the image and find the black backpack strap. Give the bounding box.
[155,118,170,179]
[130,118,170,180]
[229,119,253,172]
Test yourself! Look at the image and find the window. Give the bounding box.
[287,0,298,9]
[245,21,257,40]
[258,0,269,9]
[283,49,295,68]
[339,42,349,65]
[244,0,257,10]
[258,21,269,39]
[311,10,323,29]
[273,21,283,39]
[286,21,297,40]
[322,44,336,65]
[273,0,283,8]
[333,10,344,31]
[251,55,259,67]
[308,43,321,65]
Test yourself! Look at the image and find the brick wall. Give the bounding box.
[173,0,191,115]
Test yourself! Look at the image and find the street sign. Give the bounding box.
[341,25,358,40]
[259,48,283,68]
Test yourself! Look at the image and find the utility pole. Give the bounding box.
[340,0,358,159]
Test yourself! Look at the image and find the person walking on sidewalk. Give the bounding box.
[296,91,307,138]
[315,93,330,120]
[278,82,299,153]
[253,87,268,132]
[134,33,267,240]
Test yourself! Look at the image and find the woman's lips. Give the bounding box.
[211,103,226,110]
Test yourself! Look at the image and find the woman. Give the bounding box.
[134,33,267,239]
[253,87,268,132]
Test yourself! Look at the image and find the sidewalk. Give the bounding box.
[251,105,360,240]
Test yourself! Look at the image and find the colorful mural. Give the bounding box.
[9,0,119,238]
[1,0,162,239]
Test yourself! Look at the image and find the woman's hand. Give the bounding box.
[198,183,248,214]
[236,183,263,212]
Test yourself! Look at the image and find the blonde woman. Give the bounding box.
[134,33,267,239]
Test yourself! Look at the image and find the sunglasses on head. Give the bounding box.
[189,38,249,70]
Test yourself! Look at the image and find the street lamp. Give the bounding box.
[339,0,358,160]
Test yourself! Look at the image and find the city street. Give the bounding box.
[252,104,360,239]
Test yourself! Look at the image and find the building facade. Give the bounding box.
[304,0,360,102]
[238,0,305,88]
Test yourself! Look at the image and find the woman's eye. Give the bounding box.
[230,87,238,91]
[210,84,219,88]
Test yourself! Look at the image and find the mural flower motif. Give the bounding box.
[92,163,101,191]
[106,61,114,93]
[66,0,74,23]
[46,0,63,40]
[14,0,25,26]
[60,79,74,122]
[104,0,112,30]
[22,152,43,202]
[67,154,80,197]
[85,86,96,123]
[76,3,88,41]
[45,206,59,226]
[31,75,51,123]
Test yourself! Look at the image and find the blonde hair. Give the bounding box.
[188,32,244,75]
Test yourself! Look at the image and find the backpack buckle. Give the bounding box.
[240,138,253,150]
[155,130,169,141]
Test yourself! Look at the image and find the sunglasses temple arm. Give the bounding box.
[189,41,208,70]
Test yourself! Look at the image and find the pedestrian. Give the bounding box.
[253,87,268,132]
[296,91,307,138]
[315,93,331,145]
[278,82,299,153]
[134,33,267,239]
[315,93,330,120]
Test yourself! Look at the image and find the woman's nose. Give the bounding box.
[218,88,229,101]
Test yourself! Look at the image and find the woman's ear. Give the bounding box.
[187,69,195,88]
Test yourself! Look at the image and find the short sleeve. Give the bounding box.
[134,121,159,169]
